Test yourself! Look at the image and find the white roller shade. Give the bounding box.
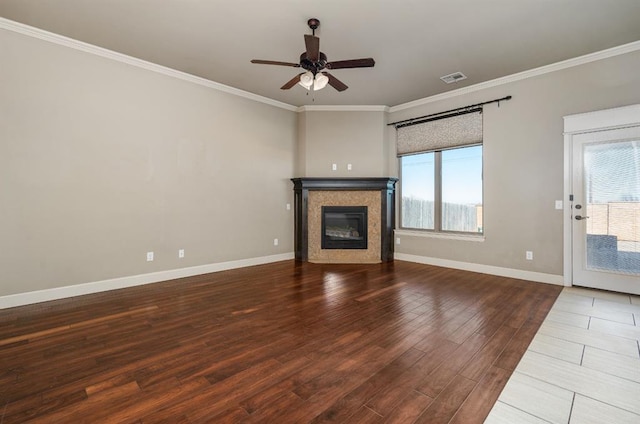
[396,110,482,156]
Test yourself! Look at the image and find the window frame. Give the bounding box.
[399,143,484,235]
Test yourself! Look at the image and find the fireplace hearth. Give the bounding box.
[291,177,398,263]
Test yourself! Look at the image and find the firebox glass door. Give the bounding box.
[321,206,368,249]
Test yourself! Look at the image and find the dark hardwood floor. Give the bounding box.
[0,260,562,423]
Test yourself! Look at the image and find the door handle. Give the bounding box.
[575,215,589,220]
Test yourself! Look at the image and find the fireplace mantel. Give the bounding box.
[291,177,398,263]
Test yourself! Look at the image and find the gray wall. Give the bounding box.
[297,110,388,177]
[389,50,640,276]
[0,29,297,297]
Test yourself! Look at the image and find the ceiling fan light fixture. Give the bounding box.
[299,71,314,89]
[313,73,329,91]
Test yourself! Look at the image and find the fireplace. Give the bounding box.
[321,206,368,249]
[291,177,398,263]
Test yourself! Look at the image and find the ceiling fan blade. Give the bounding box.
[323,72,348,92]
[281,73,304,90]
[326,58,375,70]
[251,59,300,67]
[304,34,320,62]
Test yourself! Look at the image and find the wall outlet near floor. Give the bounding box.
[178,249,185,258]
[146,251,154,262]
[347,163,352,171]
[273,238,279,246]
[396,237,401,245]
[332,163,337,171]
[526,251,533,260]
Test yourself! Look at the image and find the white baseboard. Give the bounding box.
[0,253,295,309]
[395,253,565,286]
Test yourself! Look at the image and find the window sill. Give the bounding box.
[394,229,485,242]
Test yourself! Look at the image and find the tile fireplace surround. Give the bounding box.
[291,177,398,264]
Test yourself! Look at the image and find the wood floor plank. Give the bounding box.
[494,318,544,371]
[449,365,512,424]
[365,339,459,416]
[382,390,434,424]
[459,324,517,382]
[414,374,478,424]
[415,333,488,398]
[0,260,562,423]
[307,347,426,423]
[348,406,384,423]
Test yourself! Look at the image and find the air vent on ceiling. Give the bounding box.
[440,72,467,84]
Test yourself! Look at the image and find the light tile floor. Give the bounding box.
[485,286,640,424]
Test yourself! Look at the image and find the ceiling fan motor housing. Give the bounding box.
[300,51,327,74]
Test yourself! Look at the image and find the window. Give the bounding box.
[396,109,483,234]
[401,152,435,229]
[401,145,483,233]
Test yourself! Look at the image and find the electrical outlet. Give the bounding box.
[332,163,337,171]
[273,238,279,246]
[396,237,401,245]
[286,203,291,210]
[178,249,185,258]
[347,163,352,171]
[146,251,154,262]
[526,251,533,260]
[555,200,563,210]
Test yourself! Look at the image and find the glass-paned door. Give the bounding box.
[572,127,640,295]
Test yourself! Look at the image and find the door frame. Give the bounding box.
[563,104,640,287]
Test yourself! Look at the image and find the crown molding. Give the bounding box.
[297,105,389,112]
[389,39,640,113]
[0,17,298,112]
[4,17,639,114]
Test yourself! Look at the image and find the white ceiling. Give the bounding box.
[2,0,640,107]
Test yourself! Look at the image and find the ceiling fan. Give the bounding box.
[251,18,375,92]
